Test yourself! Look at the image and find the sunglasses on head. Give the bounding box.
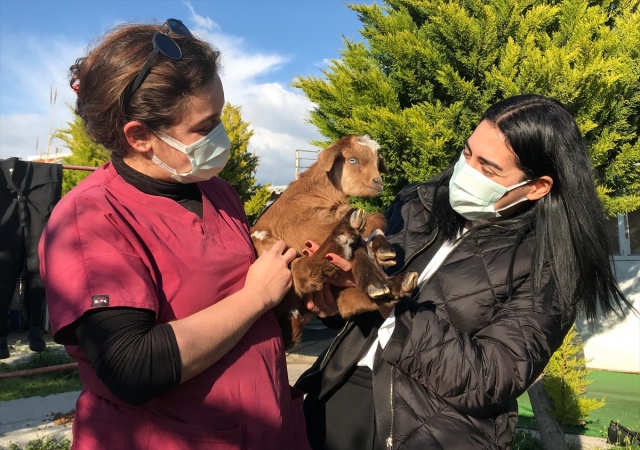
[125,18,193,103]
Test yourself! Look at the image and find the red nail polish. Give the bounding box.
[302,249,309,256]
[326,255,333,261]
[305,241,312,248]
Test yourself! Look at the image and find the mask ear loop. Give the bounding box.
[150,151,179,176]
[494,179,536,214]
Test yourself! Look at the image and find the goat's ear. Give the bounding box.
[317,139,346,172]
[378,153,388,174]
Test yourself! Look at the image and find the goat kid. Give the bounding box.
[251,135,418,348]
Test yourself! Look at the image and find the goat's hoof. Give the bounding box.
[367,283,391,299]
[401,271,418,294]
[350,209,366,230]
[367,230,396,267]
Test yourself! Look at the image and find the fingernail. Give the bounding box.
[325,255,333,261]
[305,241,312,248]
[302,249,309,256]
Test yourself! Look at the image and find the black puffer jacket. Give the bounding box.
[296,180,572,449]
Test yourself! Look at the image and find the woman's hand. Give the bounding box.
[302,283,339,323]
[299,240,357,324]
[244,240,297,310]
[302,241,356,288]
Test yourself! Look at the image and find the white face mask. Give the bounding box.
[152,122,231,183]
[449,152,531,220]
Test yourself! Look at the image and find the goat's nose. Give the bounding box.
[373,177,383,186]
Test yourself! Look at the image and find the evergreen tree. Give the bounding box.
[218,103,258,203]
[54,109,110,195]
[543,324,605,426]
[216,103,271,220]
[294,0,640,213]
[243,186,274,226]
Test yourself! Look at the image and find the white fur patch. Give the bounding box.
[356,135,381,155]
[251,231,269,240]
[335,234,354,260]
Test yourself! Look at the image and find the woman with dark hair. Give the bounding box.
[39,20,309,449]
[298,94,632,449]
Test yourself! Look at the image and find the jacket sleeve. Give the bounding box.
[382,274,571,417]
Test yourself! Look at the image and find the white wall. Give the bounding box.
[577,259,640,373]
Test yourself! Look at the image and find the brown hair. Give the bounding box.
[69,22,221,157]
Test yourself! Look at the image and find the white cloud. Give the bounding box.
[1,5,324,185]
[185,5,323,185]
[0,34,80,160]
[236,83,322,185]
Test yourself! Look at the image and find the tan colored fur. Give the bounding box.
[251,135,409,348]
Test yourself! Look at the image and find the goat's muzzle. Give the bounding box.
[371,177,383,193]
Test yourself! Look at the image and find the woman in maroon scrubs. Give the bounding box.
[39,19,309,450]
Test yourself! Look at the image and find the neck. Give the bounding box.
[123,152,177,183]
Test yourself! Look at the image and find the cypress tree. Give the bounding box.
[294,0,640,213]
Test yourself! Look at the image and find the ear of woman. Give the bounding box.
[123,121,153,154]
[123,120,153,153]
[526,175,553,201]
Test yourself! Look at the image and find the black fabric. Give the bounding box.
[297,179,572,450]
[111,156,203,218]
[607,421,640,446]
[76,307,181,405]
[298,312,382,449]
[305,365,376,450]
[0,158,62,336]
[371,343,391,449]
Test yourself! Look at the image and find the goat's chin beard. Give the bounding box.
[348,187,383,197]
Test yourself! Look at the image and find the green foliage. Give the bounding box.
[294,0,640,213]
[511,431,543,450]
[0,436,71,450]
[216,102,271,220]
[218,103,265,207]
[543,324,605,426]
[54,108,110,195]
[243,184,273,226]
[0,347,81,401]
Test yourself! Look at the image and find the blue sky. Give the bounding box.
[0,0,366,185]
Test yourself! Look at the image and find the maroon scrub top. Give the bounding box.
[39,162,309,449]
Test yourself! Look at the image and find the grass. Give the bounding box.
[0,347,81,401]
[517,369,640,440]
[0,436,71,450]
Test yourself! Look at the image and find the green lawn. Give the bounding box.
[517,370,640,439]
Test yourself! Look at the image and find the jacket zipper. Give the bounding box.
[295,320,350,386]
[396,225,438,273]
[386,366,395,449]
[319,320,349,370]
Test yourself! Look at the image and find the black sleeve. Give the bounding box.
[75,307,182,405]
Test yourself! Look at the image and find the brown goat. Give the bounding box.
[251,135,418,348]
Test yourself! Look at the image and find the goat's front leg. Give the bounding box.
[366,228,397,268]
[357,212,397,268]
[273,288,305,349]
[354,236,419,298]
[351,248,394,299]
[291,208,363,295]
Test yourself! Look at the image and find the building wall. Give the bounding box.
[577,258,640,374]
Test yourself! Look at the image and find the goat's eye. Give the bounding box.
[348,158,358,164]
